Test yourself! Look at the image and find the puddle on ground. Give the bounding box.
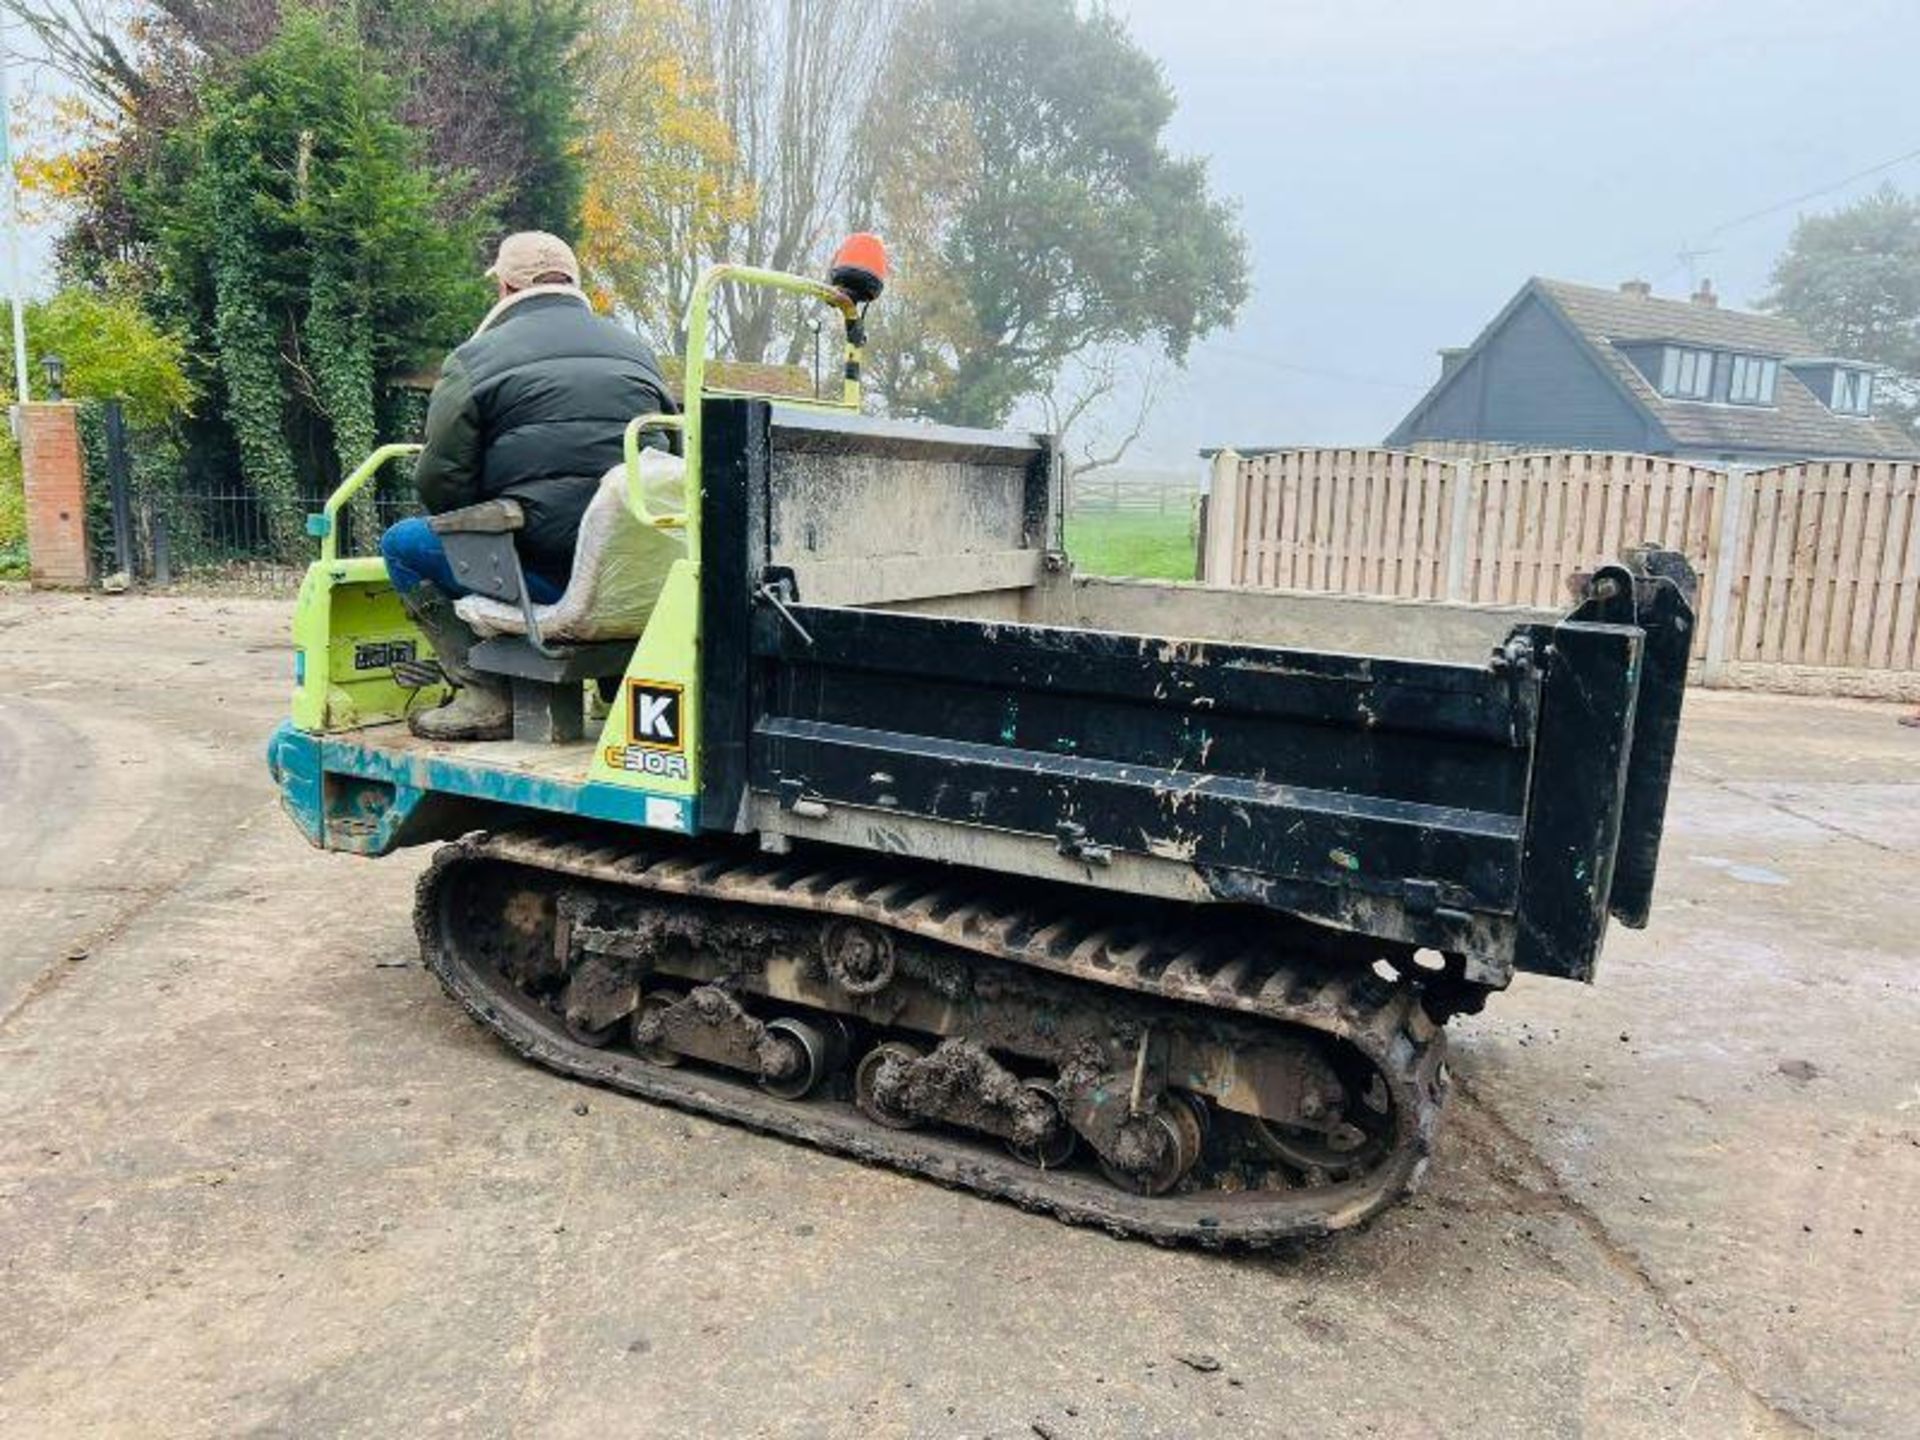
[1689,855,1789,887]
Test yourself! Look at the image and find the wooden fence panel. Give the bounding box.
[1897,467,1920,670]
[1418,458,1447,597]
[1844,463,1885,668]
[1752,460,1920,674]
[1327,451,1355,591]
[1274,455,1299,588]
[1244,454,1270,588]
[1864,462,1911,668]
[1227,449,1459,600]
[1209,448,1919,686]
[1452,453,1722,628]
[1724,466,1764,662]
[1890,467,1920,671]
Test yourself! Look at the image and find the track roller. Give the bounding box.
[1096,1094,1206,1197]
[1005,1080,1076,1169]
[758,1016,845,1101]
[563,1014,623,1048]
[631,992,682,1067]
[854,1041,924,1129]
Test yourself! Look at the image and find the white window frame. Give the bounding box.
[1830,369,1874,415]
[1727,354,1778,406]
[1660,345,1715,400]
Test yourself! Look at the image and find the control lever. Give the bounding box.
[756,568,815,647]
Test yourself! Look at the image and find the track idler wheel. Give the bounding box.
[853,1041,924,1129]
[1247,1066,1394,1181]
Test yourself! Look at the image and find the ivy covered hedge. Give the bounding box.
[43,2,584,564]
[146,12,490,557]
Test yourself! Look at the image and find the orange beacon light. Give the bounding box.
[829,233,889,304]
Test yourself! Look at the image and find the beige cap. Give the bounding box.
[485,231,582,288]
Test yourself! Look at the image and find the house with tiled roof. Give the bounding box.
[1385,277,1920,464]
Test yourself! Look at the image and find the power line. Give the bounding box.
[1624,143,1920,286]
[1698,143,1920,240]
[1207,147,1920,397]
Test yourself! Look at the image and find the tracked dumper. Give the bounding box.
[269,251,1693,1246]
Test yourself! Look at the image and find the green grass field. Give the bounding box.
[1062,509,1197,581]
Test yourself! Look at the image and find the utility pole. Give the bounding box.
[0,30,28,406]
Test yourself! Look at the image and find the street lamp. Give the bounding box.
[39,352,64,401]
[1,44,26,404]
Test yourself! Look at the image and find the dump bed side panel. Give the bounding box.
[748,603,1539,965]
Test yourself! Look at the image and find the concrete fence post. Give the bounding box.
[18,401,91,589]
[1701,466,1749,686]
[1443,459,1477,601]
[1202,448,1243,584]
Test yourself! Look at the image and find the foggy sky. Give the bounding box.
[1107,0,1919,467]
[8,1,1912,467]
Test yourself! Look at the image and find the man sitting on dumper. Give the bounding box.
[379,230,676,742]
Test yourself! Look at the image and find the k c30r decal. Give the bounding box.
[626,680,685,752]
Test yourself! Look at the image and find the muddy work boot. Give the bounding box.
[398,583,513,742]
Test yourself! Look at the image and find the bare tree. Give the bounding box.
[8,0,581,236]
[0,1,299,110]
[1035,346,1170,502]
[147,0,281,54]
[0,1,152,109]
[684,0,899,362]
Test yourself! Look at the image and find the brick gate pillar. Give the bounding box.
[18,402,90,589]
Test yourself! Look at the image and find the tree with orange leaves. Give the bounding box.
[575,0,753,351]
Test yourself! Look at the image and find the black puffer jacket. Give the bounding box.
[412,290,675,576]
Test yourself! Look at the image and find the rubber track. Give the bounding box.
[416,826,1451,1248]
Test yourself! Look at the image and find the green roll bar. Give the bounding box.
[664,263,864,566]
[308,443,423,564]
[622,413,687,532]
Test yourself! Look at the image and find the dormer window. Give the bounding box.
[1830,368,1874,415]
[1727,354,1778,406]
[1658,346,1714,400]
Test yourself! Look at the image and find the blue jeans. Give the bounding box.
[379,516,564,605]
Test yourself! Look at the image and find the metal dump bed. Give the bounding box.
[696,401,1690,989]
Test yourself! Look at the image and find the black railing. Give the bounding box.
[82,401,422,588]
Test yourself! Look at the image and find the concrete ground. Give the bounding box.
[0,590,1914,1440]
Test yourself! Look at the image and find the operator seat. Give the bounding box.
[427,450,687,742]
